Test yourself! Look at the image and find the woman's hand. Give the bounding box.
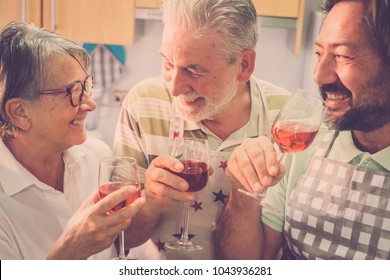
[47,185,145,259]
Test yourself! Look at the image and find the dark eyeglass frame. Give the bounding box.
[40,75,94,107]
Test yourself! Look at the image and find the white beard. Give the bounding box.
[173,82,238,122]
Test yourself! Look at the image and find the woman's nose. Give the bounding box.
[79,93,96,112]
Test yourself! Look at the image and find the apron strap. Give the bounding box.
[168,103,184,151]
[314,130,338,159]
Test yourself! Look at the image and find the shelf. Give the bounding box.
[135,7,162,20]
[254,0,305,56]
[136,0,162,9]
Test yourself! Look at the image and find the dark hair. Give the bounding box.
[0,20,90,138]
[322,0,390,65]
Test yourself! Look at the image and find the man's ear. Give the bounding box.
[237,48,256,83]
[4,98,32,131]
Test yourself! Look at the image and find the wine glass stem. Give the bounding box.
[278,152,286,163]
[118,230,126,259]
[181,201,190,242]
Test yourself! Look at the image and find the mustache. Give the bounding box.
[319,83,351,96]
[177,91,201,102]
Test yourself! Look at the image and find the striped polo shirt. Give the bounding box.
[113,75,291,184]
[112,75,291,259]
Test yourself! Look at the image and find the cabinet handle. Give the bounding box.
[51,0,56,31]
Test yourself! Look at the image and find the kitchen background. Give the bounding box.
[0,0,324,147]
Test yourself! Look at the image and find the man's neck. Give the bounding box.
[352,122,390,154]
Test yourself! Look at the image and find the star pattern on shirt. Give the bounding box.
[213,189,229,204]
[218,160,228,171]
[191,200,203,212]
[172,227,195,240]
[173,131,180,139]
[155,238,166,252]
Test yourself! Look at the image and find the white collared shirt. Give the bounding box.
[0,138,116,259]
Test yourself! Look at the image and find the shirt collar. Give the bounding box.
[62,143,86,167]
[0,141,86,196]
[181,78,259,149]
[335,131,390,171]
[369,143,390,171]
[0,141,38,196]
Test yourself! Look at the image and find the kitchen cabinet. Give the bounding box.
[1,0,305,50]
[0,0,136,45]
[253,0,305,56]
[0,0,22,29]
[135,0,305,56]
[0,0,40,30]
[136,0,162,9]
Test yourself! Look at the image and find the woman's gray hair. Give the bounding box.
[0,20,90,139]
[162,0,258,64]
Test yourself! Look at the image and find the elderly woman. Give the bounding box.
[0,21,145,259]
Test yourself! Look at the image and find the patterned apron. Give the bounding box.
[283,131,390,259]
[149,95,271,259]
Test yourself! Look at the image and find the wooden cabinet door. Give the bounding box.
[0,0,41,30]
[0,0,22,29]
[42,0,136,45]
[136,0,162,8]
[253,0,301,18]
[253,0,305,56]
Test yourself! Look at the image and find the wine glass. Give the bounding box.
[272,89,326,160]
[165,137,209,251]
[98,156,141,260]
[238,89,326,207]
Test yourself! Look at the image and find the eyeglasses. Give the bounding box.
[40,75,94,107]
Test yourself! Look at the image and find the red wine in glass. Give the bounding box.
[98,182,141,213]
[98,156,140,259]
[165,137,209,251]
[172,159,209,192]
[237,89,325,209]
[272,121,319,154]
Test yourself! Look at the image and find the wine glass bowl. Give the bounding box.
[165,137,209,251]
[98,156,140,259]
[272,122,319,154]
[238,89,326,208]
[171,159,209,192]
[271,89,325,159]
[98,181,140,214]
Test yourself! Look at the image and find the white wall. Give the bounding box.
[89,0,323,146]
